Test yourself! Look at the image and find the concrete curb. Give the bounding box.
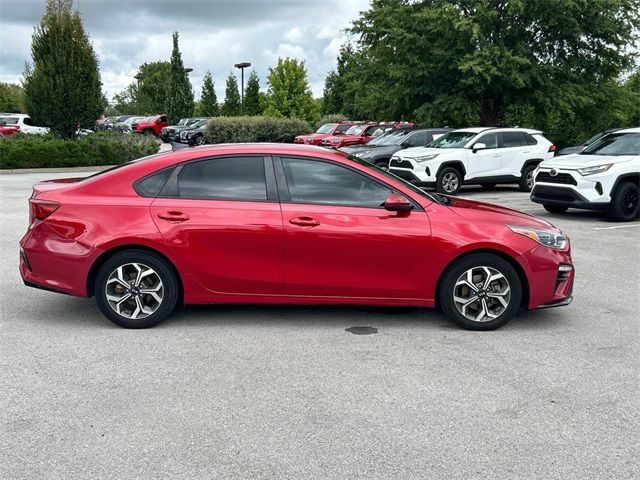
[0,165,114,175]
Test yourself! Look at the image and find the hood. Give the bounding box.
[399,146,457,158]
[348,145,400,157]
[445,196,555,230]
[540,153,637,169]
[298,132,334,139]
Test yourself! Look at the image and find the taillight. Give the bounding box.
[29,199,59,223]
[548,145,557,153]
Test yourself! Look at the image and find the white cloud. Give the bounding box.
[284,26,303,43]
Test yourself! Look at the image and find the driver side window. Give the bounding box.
[476,132,499,149]
[281,157,391,208]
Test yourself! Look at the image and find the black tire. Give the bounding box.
[95,250,178,328]
[519,165,536,192]
[438,253,522,331]
[194,134,206,146]
[481,183,497,190]
[436,167,462,195]
[143,129,155,136]
[543,204,568,214]
[608,182,639,221]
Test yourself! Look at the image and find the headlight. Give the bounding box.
[577,164,612,176]
[508,225,567,249]
[414,153,439,163]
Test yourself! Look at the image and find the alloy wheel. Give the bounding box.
[442,172,459,193]
[526,170,534,190]
[622,189,638,217]
[105,263,164,320]
[453,266,511,322]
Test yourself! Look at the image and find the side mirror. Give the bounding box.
[383,193,413,212]
[472,142,487,153]
[401,140,415,148]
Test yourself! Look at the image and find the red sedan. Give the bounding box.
[20,144,574,330]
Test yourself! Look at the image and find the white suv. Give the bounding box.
[388,127,555,194]
[0,113,49,135]
[531,127,640,221]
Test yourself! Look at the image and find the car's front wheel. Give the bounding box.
[95,250,178,328]
[195,134,206,146]
[436,167,462,195]
[439,253,522,331]
[608,182,639,221]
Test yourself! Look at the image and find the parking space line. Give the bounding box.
[594,224,640,230]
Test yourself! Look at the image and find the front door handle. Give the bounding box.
[492,153,501,157]
[157,211,190,222]
[289,216,320,227]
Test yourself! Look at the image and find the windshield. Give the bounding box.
[345,125,365,135]
[368,129,412,146]
[316,123,336,134]
[581,132,640,156]
[582,131,606,146]
[0,117,19,125]
[430,131,476,149]
[334,151,442,205]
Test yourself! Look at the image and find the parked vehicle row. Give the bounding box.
[0,113,49,135]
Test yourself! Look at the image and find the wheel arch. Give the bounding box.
[436,161,467,178]
[611,173,640,191]
[86,244,184,303]
[434,248,530,309]
[520,159,544,173]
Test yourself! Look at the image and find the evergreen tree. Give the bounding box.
[264,58,317,123]
[23,0,104,139]
[0,83,25,112]
[199,71,219,117]
[166,31,194,122]
[244,70,262,116]
[221,73,241,116]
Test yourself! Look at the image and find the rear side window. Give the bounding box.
[501,132,527,147]
[178,157,267,201]
[523,133,538,145]
[281,157,391,208]
[134,168,173,197]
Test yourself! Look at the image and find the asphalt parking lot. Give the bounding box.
[1,172,638,479]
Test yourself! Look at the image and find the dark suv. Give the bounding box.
[160,118,207,143]
[177,119,210,146]
[340,127,451,169]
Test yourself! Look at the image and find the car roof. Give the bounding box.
[0,113,29,118]
[454,127,542,134]
[616,127,640,133]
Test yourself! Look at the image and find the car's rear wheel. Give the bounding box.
[543,204,569,214]
[436,167,462,195]
[519,165,536,192]
[95,250,178,328]
[143,129,155,136]
[438,253,522,331]
[608,182,639,221]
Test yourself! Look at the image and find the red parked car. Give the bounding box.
[131,114,169,136]
[321,122,413,148]
[20,144,574,330]
[294,121,358,145]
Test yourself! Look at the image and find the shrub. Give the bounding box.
[0,132,160,169]
[204,116,313,144]
[316,114,349,129]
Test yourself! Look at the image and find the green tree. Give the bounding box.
[348,0,640,128]
[166,31,194,122]
[264,57,318,123]
[221,73,241,116]
[244,70,262,115]
[135,61,171,114]
[198,71,219,117]
[0,83,26,112]
[23,0,104,138]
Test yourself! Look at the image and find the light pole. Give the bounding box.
[234,62,251,114]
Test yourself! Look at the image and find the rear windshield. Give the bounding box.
[82,154,163,181]
[582,132,640,156]
[0,117,19,125]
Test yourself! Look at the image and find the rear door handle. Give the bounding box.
[157,211,190,222]
[492,153,501,157]
[289,216,320,227]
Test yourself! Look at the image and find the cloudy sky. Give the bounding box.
[0,0,371,102]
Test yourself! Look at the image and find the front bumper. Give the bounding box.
[531,167,615,209]
[520,245,574,310]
